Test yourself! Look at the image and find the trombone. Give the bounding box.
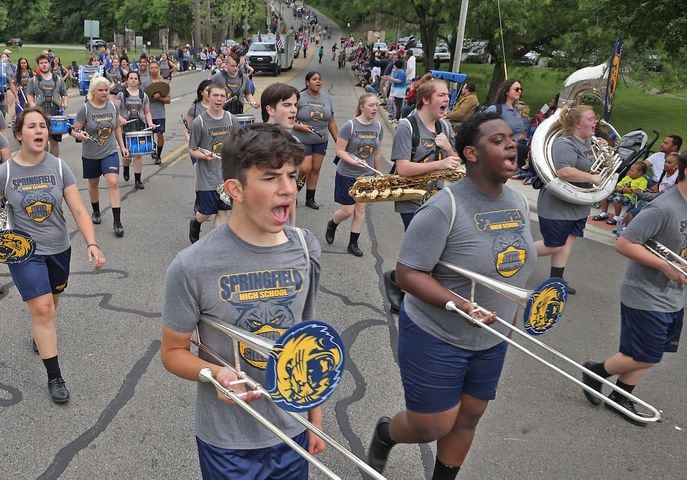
[192,318,387,480]
[437,261,662,424]
[644,239,687,278]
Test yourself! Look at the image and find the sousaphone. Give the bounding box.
[530,63,623,205]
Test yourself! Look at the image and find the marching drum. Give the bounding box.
[235,114,255,129]
[78,65,103,96]
[125,131,155,155]
[67,114,76,130]
[49,115,70,135]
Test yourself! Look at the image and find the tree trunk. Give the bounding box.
[194,0,201,50]
[420,20,439,72]
[487,60,506,102]
[205,0,212,46]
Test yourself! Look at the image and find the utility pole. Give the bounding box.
[452,0,469,73]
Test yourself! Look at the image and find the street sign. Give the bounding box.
[84,20,100,38]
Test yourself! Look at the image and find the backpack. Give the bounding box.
[389,115,445,173]
[477,103,503,115]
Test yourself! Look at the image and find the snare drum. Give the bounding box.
[124,131,155,155]
[49,116,70,135]
[67,114,76,130]
[235,114,255,129]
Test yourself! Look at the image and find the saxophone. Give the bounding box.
[348,168,466,203]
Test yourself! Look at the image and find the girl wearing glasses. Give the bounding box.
[485,79,530,175]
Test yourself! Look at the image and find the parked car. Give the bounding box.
[465,41,492,64]
[434,45,450,62]
[409,47,425,62]
[520,50,540,65]
[5,37,22,47]
[85,39,106,51]
[397,36,412,50]
[644,53,662,72]
[373,42,389,54]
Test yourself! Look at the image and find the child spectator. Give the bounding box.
[592,162,648,225]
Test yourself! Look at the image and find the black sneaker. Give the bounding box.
[383,270,403,313]
[48,377,70,403]
[153,153,162,165]
[113,221,125,238]
[367,416,394,473]
[348,242,363,257]
[604,391,650,427]
[135,180,145,190]
[581,361,603,406]
[563,281,576,295]
[305,198,320,210]
[325,220,336,244]
[123,166,130,181]
[189,219,201,244]
[91,211,101,225]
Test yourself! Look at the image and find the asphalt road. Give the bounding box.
[1,9,686,480]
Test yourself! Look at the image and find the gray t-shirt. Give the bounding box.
[163,224,321,449]
[75,101,120,159]
[336,118,383,178]
[189,110,239,191]
[210,70,250,102]
[141,78,166,120]
[536,135,594,220]
[116,89,150,124]
[390,115,455,213]
[0,153,76,255]
[399,178,536,350]
[291,90,334,145]
[26,72,67,116]
[186,101,208,121]
[620,186,687,312]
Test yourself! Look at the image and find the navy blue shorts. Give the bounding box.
[538,217,587,248]
[334,172,356,205]
[9,248,71,301]
[196,190,230,215]
[398,304,508,413]
[303,141,328,156]
[619,303,683,363]
[83,152,120,178]
[196,431,308,480]
[153,118,166,133]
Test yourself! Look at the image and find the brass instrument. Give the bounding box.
[193,319,387,480]
[0,202,36,264]
[440,261,662,424]
[644,239,687,278]
[531,63,623,205]
[349,168,466,203]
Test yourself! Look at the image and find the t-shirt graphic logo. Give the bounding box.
[21,191,56,222]
[493,233,527,278]
[233,299,295,369]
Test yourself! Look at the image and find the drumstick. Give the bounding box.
[350,155,383,175]
[197,147,221,160]
[362,164,383,176]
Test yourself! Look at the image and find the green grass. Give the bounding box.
[3,45,165,70]
[423,62,687,146]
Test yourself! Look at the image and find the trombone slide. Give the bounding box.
[443,297,661,423]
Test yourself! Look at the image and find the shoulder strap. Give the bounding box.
[293,227,310,273]
[444,187,457,233]
[3,160,10,195]
[408,115,420,159]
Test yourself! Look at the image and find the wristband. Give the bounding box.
[87,243,99,249]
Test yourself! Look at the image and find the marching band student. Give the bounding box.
[72,77,129,237]
[115,70,155,190]
[141,61,170,165]
[184,79,212,164]
[187,83,239,244]
[292,71,339,210]
[325,93,384,257]
[368,112,536,479]
[26,54,69,157]
[1,107,105,403]
[534,105,602,295]
[382,79,460,312]
[261,82,300,225]
[158,51,177,82]
[582,150,687,426]
[162,124,323,479]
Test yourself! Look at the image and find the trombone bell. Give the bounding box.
[438,261,568,334]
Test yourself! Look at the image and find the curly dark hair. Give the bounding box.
[222,124,305,184]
